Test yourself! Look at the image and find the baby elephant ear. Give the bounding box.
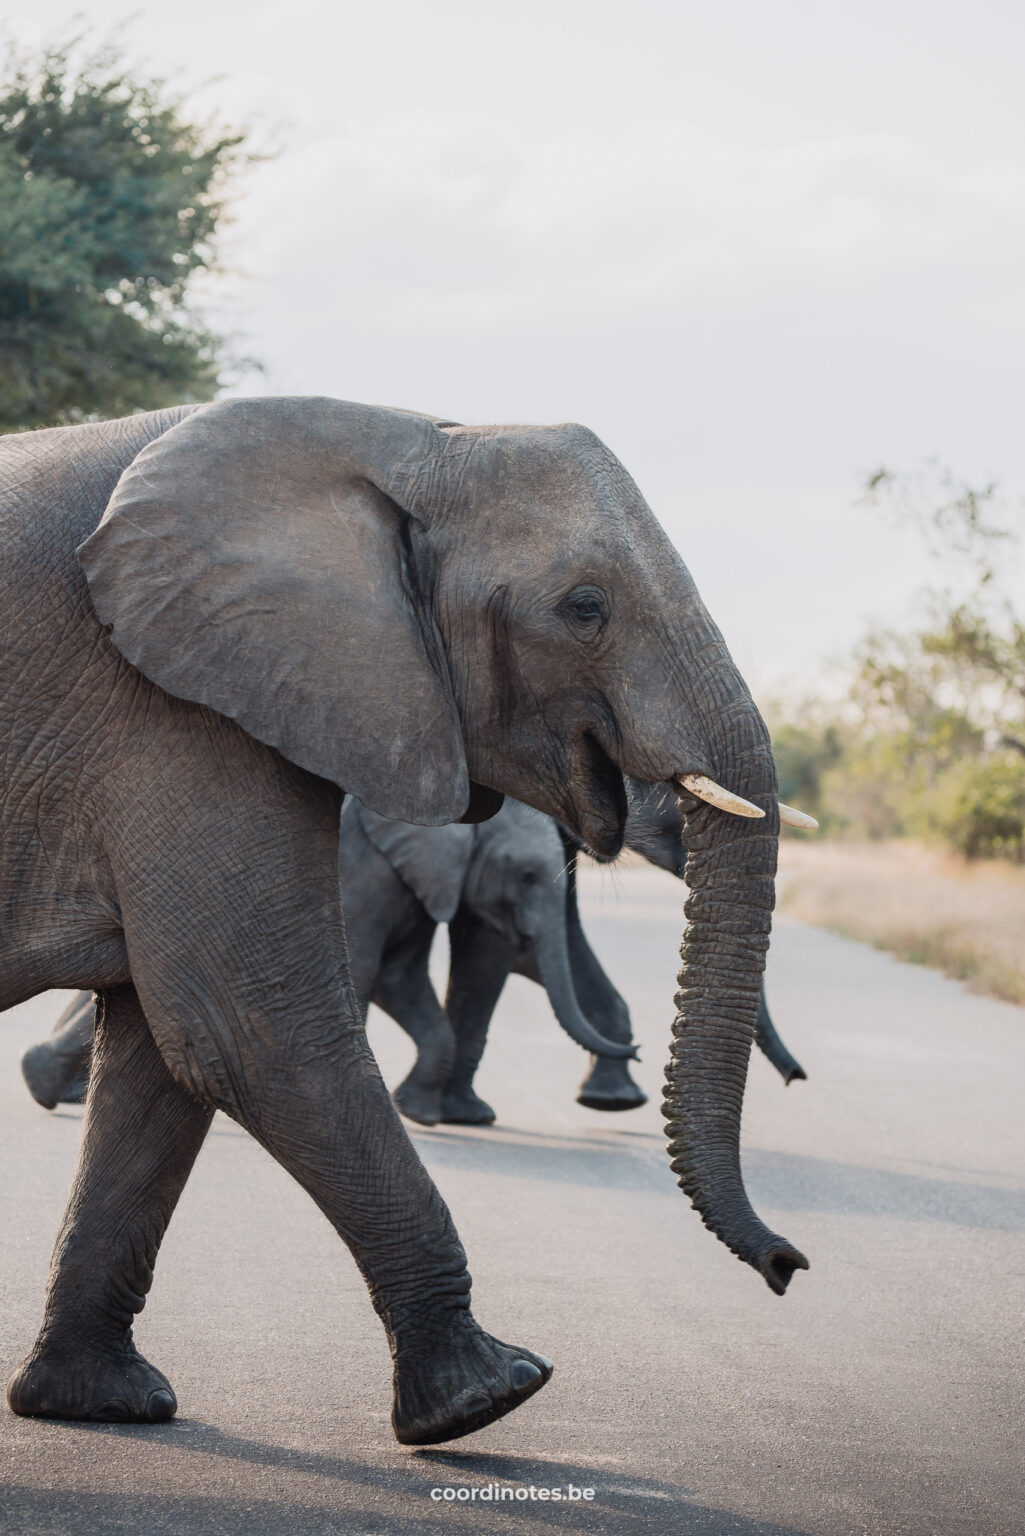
[358,804,474,923]
[79,396,469,825]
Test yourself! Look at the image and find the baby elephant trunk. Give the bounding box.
[532,924,638,1060]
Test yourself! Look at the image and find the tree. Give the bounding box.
[0,37,247,431]
[768,466,1025,858]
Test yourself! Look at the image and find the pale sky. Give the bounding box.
[11,0,1025,689]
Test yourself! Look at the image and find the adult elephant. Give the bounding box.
[22,783,807,1122]
[0,397,811,1447]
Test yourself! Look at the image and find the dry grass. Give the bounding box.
[778,839,1025,1006]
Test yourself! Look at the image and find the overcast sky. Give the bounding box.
[13,1,1025,689]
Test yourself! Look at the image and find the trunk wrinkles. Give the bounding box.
[661,629,808,1295]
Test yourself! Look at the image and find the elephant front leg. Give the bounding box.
[563,866,647,1112]
[220,1024,551,1443]
[372,930,456,1127]
[108,769,551,1444]
[7,985,213,1423]
[440,914,516,1125]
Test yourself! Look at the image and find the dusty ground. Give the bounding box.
[779,838,1025,1004]
[1,863,1023,1534]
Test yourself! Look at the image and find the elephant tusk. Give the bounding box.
[674,774,765,819]
[779,803,819,830]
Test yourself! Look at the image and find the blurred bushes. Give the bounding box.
[769,468,1025,862]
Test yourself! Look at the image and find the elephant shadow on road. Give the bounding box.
[412,1125,1025,1232]
[0,1422,814,1536]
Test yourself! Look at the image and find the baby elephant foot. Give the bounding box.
[393,1078,444,1127]
[439,1087,496,1125]
[20,1043,89,1111]
[392,1321,552,1445]
[7,1335,177,1423]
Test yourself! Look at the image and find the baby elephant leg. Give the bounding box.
[20,990,96,1110]
[7,985,213,1423]
[440,914,515,1125]
[374,936,456,1127]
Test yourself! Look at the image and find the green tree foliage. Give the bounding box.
[0,38,246,430]
[771,468,1025,860]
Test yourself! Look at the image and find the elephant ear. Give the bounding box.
[78,396,471,825]
[357,804,474,922]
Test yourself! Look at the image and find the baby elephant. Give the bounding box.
[340,795,640,1125]
[24,787,805,1126]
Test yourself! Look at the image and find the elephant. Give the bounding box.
[0,396,811,1447]
[345,795,640,1126]
[21,782,806,1123]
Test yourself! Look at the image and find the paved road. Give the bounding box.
[1,865,1022,1535]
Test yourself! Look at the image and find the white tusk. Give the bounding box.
[779,803,819,831]
[674,773,765,819]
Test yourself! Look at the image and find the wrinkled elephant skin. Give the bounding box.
[0,397,804,1446]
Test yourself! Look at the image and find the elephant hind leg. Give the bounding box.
[7,985,213,1423]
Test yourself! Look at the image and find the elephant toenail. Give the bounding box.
[146,1389,176,1421]
[510,1360,542,1390]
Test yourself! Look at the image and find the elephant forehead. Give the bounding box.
[477,799,564,864]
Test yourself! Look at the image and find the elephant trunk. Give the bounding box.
[533,921,638,1061]
[662,710,808,1295]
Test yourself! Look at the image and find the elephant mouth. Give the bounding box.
[568,733,627,860]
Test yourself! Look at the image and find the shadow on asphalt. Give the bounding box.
[0,1423,815,1535]
[412,1128,1025,1231]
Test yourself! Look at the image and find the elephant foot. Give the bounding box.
[7,1333,177,1423]
[392,1319,552,1445]
[576,1087,647,1111]
[20,1044,89,1111]
[576,1059,647,1113]
[393,1079,444,1127]
[439,1088,496,1125]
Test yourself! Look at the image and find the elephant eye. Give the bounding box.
[521,870,538,886]
[560,585,609,636]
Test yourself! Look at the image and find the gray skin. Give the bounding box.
[19,799,638,1130]
[24,783,806,1122]
[20,793,650,1122]
[594,781,807,1095]
[0,397,807,1448]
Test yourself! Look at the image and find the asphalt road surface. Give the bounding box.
[1,864,1022,1536]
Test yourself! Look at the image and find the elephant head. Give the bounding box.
[79,395,808,1294]
[457,799,638,1061]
